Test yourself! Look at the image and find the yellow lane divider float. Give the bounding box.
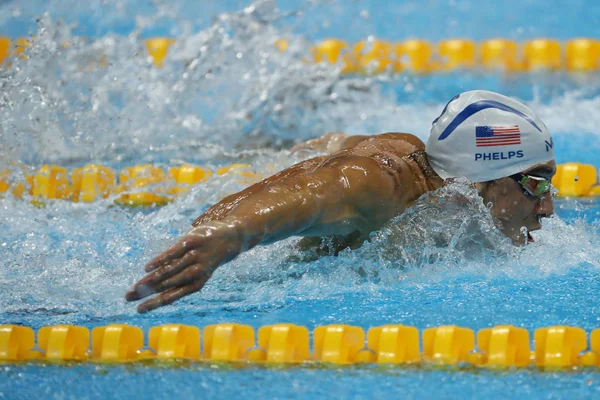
[1,36,600,73]
[309,37,600,74]
[0,162,598,206]
[0,163,261,207]
[2,323,600,369]
[553,163,600,197]
[150,36,600,73]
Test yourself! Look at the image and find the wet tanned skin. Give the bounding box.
[125,132,445,312]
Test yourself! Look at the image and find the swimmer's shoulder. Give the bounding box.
[368,132,426,149]
[348,132,426,157]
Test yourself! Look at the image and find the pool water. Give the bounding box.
[1,0,600,398]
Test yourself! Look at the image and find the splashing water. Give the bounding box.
[0,1,402,167]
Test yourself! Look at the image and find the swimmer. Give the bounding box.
[126,90,555,312]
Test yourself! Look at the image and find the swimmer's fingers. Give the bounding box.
[144,232,206,272]
[143,249,202,284]
[125,252,205,303]
[127,224,239,309]
[136,277,210,313]
[144,244,188,273]
[150,263,212,294]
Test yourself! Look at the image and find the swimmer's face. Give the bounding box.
[476,160,556,245]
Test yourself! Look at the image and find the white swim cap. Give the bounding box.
[426,90,554,182]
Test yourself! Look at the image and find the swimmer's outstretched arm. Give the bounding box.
[126,145,409,312]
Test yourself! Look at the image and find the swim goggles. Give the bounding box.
[509,173,552,199]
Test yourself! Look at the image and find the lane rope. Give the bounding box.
[1,323,598,369]
[1,36,599,73]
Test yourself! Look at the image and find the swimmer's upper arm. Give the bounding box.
[195,132,423,228]
[222,154,402,243]
[192,155,328,227]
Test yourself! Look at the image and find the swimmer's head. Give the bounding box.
[426,90,556,245]
[426,90,554,183]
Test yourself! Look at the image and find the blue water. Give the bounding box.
[1,0,600,398]
[4,0,600,41]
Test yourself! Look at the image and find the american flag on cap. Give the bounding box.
[475,125,521,147]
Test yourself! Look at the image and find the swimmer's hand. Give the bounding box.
[125,220,248,313]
